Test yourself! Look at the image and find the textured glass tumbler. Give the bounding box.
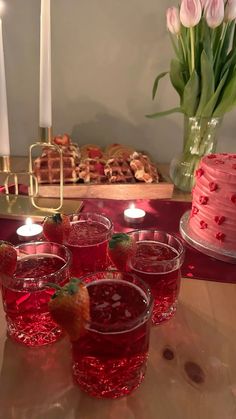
[72,270,153,398]
[127,230,185,325]
[0,241,71,347]
[65,212,113,277]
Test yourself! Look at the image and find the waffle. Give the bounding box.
[80,144,104,159]
[104,158,135,183]
[105,143,135,159]
[34,134,80,184]
[129,152,159,183]
[77,158,107,183]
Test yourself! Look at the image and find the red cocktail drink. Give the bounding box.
[1,242,71,347]
[127,230,185,325]
[72,271,153,398]
[65,213,113,276]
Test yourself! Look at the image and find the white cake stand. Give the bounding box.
[180,210,236,264]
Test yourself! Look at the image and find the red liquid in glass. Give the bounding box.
[66,220,110,276]
[1,254,66,347]
[129,241,181,324]
[72,280,151,398]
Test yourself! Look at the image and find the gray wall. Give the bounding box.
[2,0,236,161]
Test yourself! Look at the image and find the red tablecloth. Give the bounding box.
[0,196,235,284]
[82,199,235,283]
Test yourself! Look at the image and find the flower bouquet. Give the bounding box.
[147,0,236,191]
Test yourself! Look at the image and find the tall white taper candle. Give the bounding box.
[0,18,10,156]
[40,0,52,128]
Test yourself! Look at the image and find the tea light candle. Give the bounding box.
[124,205,146,224]
[17,218,43,241]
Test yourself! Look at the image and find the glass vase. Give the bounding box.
[169,116,223,192]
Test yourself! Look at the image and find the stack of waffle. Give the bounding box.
[104,158,135,183]
[78,144,106,183]
[130,152,159,183]
[77,144,159,184]
[34,140,160,184]
[34,134,80,184]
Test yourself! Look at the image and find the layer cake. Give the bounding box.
[189,153,236,251]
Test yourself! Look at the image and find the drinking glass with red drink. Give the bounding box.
[65,213,113,276]
[71,271,153,399]
[127,230,185,325]
[1,241,71,347]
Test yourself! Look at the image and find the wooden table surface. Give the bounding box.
[0,157,235,419]
[0,279,235,419]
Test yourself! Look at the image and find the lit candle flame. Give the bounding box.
[26,217,32,226]
[26,217,33,232]
[129,203,135,210]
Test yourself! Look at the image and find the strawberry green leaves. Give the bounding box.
[48,277,90,341]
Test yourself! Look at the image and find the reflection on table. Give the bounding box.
[0,279,235,419]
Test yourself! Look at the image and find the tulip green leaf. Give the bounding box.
[214,22,235,84]
[202,70,228,117]
[182,71,200,116]
[169,59,185,99]
[201,21,212,62]
[146,107,183,118]
[220,48,236,81]
[196,51,214,116]
[220,22,235,62]
[169,34,181,60]
[212,24,223,57]
[213,70,236,116]
[148,10,236,121]
[152,71,168,100]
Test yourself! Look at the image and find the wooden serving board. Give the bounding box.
[37,166,174,200]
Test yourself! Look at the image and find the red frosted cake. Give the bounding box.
[189,153,236,252]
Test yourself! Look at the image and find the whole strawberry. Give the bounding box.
[0,241,17,276]
[43,213,70,243]
[108,233,136,270]
[48,278,90,341]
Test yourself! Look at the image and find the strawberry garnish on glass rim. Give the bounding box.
[108,233,136,271]
[0,240,17,277]
[48,278,90,341]
[43,212,70,244]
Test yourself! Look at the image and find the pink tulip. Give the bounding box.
[166,7,181,34]
[205,0,224,28]
[180,0,202,28]
[224,0,236,22]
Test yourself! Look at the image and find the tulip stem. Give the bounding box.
[179,35,187,63]
[190,27,195,73]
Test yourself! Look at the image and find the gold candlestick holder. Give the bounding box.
[0,134,84,221]
[29,127,64,212]
[0,155,38,197]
